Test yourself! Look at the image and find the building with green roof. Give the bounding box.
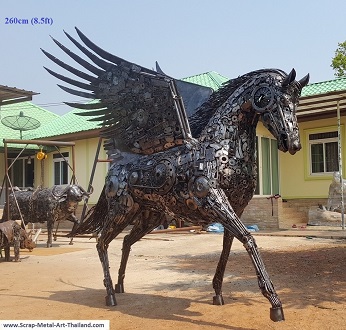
[0,101,59,148]
[26,106,100,140]
[278,76,346,228]
[182,71,229,91]
[2,72,346,230]
[0,101,59,206]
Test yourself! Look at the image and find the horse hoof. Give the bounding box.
[270,306,285,322]
[105,294,117,306]
[115,284,124,293]
[213,295,224,305]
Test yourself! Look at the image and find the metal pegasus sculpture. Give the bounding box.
[42,28,309,322]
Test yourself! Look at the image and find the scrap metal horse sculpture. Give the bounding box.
[43,28,309,322]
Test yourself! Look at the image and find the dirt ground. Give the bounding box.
[0,230,345,330]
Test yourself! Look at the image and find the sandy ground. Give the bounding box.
[0,230,345,330]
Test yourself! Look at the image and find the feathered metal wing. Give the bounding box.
[42,27,213,154]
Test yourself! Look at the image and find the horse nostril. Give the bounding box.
[294,142,302,151]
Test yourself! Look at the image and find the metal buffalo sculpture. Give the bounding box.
[0,220,36,261]
[2,185,91,247]
[43,28,309,322]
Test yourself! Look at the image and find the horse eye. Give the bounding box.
[282,96,291,106]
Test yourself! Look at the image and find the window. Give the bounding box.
[309,131,338,174]
[53,152,69,185]
[8,157,34,189]
[255,136,279,195]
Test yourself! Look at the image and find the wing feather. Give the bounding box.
[43,28,211,154]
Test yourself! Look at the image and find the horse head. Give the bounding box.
[253,69,309,155]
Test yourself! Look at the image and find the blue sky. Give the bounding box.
[1,0,346,115]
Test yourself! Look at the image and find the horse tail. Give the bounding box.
[69,186,108,236]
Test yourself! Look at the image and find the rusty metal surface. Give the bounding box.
[43,28,309,322]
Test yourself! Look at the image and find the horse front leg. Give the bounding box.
[212,229,234,305]
[205,188,284,322]
[241,234,284,321]
[213,207,244,305]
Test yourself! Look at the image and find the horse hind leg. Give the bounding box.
[97,202,140,306]
[97,217,129,306]
[115,209,164,294]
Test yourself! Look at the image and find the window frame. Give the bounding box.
[7,156,34,189]
[309,133,338,175]
[53,152,69,185]
[304,126,342,179]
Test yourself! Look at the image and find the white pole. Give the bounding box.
[337,100,345,230]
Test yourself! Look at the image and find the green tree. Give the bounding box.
[331,41,346,77]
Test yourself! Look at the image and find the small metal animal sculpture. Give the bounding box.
[43,28,309,322]
[2,185,92,247]
[0,220,35,262]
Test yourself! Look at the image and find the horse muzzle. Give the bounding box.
[279,132,301,155]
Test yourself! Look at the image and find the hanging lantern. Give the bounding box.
[37,148,47,160]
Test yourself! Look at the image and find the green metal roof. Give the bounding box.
[6,73,346,143]
[0,102,58,148]
[27,106,100,139]
[182,71,346,99]
[181,71,229,91]
[301,76,346,97]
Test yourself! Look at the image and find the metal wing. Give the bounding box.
[42,27,208,155]
[155,62,213,117]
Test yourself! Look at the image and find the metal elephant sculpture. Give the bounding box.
[43,28,309,322]
[2,184,92,247]
[0,220,36,262]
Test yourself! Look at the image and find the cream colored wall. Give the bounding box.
[73,138,108,204]
[280,117,346,199]
[256,121,274,138]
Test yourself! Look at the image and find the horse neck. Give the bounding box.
[198,95,259,163]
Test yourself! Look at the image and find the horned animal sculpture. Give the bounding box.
[2,185,91,247]
[43,27,309,322]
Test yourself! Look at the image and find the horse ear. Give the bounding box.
[155,61,167,75]
[282,68,296,87]
[298,73,310,88]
